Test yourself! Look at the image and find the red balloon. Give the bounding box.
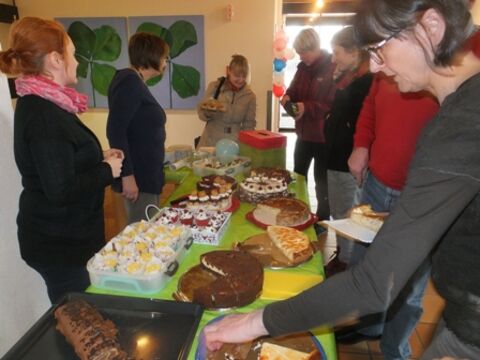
[272,84,285,98]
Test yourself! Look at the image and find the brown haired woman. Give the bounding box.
[0,17,123,303]
[107,32,169,223]
[196,54,256,147]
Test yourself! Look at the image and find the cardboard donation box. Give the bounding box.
[239,130,287,168]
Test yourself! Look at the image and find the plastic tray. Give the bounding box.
[152,207,232,246]
[2,292,203,360]
[87,228,193,294]
[192,156,251,176]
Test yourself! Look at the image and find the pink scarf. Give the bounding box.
[15,75,88,114]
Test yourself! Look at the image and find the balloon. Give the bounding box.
[284,48,296,60]
[273,48,285,59]
[274,30,288,41]
[273,58,287,72]
[273,38,287,51]
[215,139,239,163]
[272,84,285,98]
[272,71,285,87]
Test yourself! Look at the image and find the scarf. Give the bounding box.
[334,59,370,90]
[15,75,88,114]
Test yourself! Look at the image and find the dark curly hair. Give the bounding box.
[353,0,475,66]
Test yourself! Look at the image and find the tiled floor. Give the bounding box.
[103,132,445,359]
[282,131,445,359]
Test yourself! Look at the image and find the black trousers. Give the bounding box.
[293,138,330,220]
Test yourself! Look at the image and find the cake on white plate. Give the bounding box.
[349,204,388,232]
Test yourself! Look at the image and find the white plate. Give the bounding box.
[322,219,377,244]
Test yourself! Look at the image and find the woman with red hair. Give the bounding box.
[0,17,123,303]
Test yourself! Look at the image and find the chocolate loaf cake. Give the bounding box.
[55,299,127,360]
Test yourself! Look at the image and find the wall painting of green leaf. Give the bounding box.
[128,15,205,109]
[56,17,129,108]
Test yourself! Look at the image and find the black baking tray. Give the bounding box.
[2,292,203,360]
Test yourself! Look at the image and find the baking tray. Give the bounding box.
[2,292,203,360]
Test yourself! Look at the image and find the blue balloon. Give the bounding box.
[215,139,239,162]
[273,58,287,72]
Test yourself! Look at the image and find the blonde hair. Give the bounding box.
[293,28,320,53]
[228,54,250,77]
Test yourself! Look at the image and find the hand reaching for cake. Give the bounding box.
[204,309,268,351]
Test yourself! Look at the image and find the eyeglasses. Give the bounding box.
[365,33,397,65]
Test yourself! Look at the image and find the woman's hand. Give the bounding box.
[203,309,268,351]
[294,102,305,121]
[280,95,291,106]
[122,175,139,202]
[104,156,123,178]
[348,147,369,186]
[103,148,124,160]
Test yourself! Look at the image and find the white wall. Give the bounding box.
[0,49,50,357]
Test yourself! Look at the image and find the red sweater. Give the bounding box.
[353,74,439,190]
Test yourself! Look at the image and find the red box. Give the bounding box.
[238,130,286,149]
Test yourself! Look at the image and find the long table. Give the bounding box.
[89,171,337,359]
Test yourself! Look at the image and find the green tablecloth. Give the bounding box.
[88,172,337,359]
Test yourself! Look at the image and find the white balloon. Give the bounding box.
[274,30,288,41]
[284,48,296,60]
[272,71,285,87]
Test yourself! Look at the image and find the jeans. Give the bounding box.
[294,138,329,220]
[421,319,480,360]
[348,172,431,360]
[327,169,361,263]
[28,262,91,304]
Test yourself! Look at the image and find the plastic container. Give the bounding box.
[153,207,232,246]
[192,156,251,176]
[238,130,287,168]
[87,226,193,294]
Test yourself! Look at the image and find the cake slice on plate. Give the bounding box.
[266,226,313,265]
[259,342,320,360]
[349,204,388,232]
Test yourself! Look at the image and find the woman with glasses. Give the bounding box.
[107,32,169,223]
[204,1,480,358]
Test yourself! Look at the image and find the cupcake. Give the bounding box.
[194,209,210,227]
[180,209,194,225]
[164,208,179,223]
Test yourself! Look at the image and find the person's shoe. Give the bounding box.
[324,247,347,277]
[335,330,382,344]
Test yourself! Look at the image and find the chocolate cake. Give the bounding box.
[181,250,263,309]
[55,299,127,360]
[250,168,292,184]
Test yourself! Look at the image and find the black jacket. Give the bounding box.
[324,72,373,172]
[107,69,166,195]
[14,95,113,265]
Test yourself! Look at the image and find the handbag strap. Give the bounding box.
[213,76,226,99]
